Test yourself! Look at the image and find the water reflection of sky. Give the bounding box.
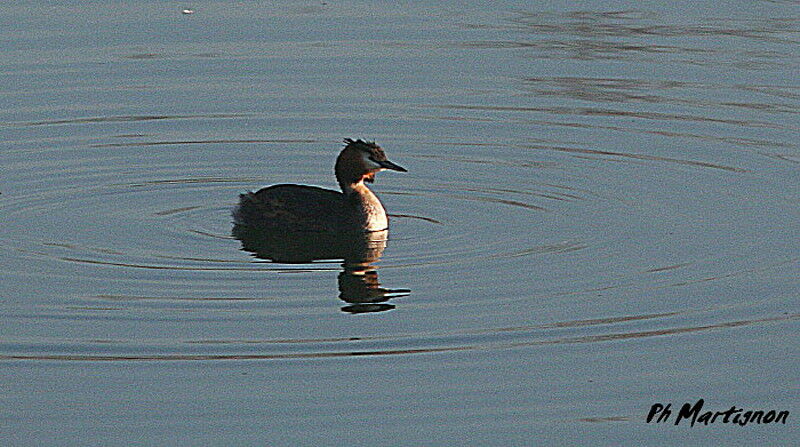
[1,1,798,445]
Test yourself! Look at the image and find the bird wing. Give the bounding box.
[235,184,354,232]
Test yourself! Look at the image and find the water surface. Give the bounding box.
[1,1,798,445]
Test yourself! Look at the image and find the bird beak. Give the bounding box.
[378,159,407,172]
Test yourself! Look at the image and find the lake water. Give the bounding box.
[1,1,798,445]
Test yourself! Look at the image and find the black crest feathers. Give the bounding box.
[343,138,378,148]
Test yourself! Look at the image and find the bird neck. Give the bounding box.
[341,181,388,231]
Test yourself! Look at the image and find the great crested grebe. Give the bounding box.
[233,139,406,233]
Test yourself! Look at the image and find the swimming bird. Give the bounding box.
[233,139,406,233]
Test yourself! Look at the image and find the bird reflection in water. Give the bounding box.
[231,227,410,313]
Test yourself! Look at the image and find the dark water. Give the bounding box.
[1,1,798,445]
